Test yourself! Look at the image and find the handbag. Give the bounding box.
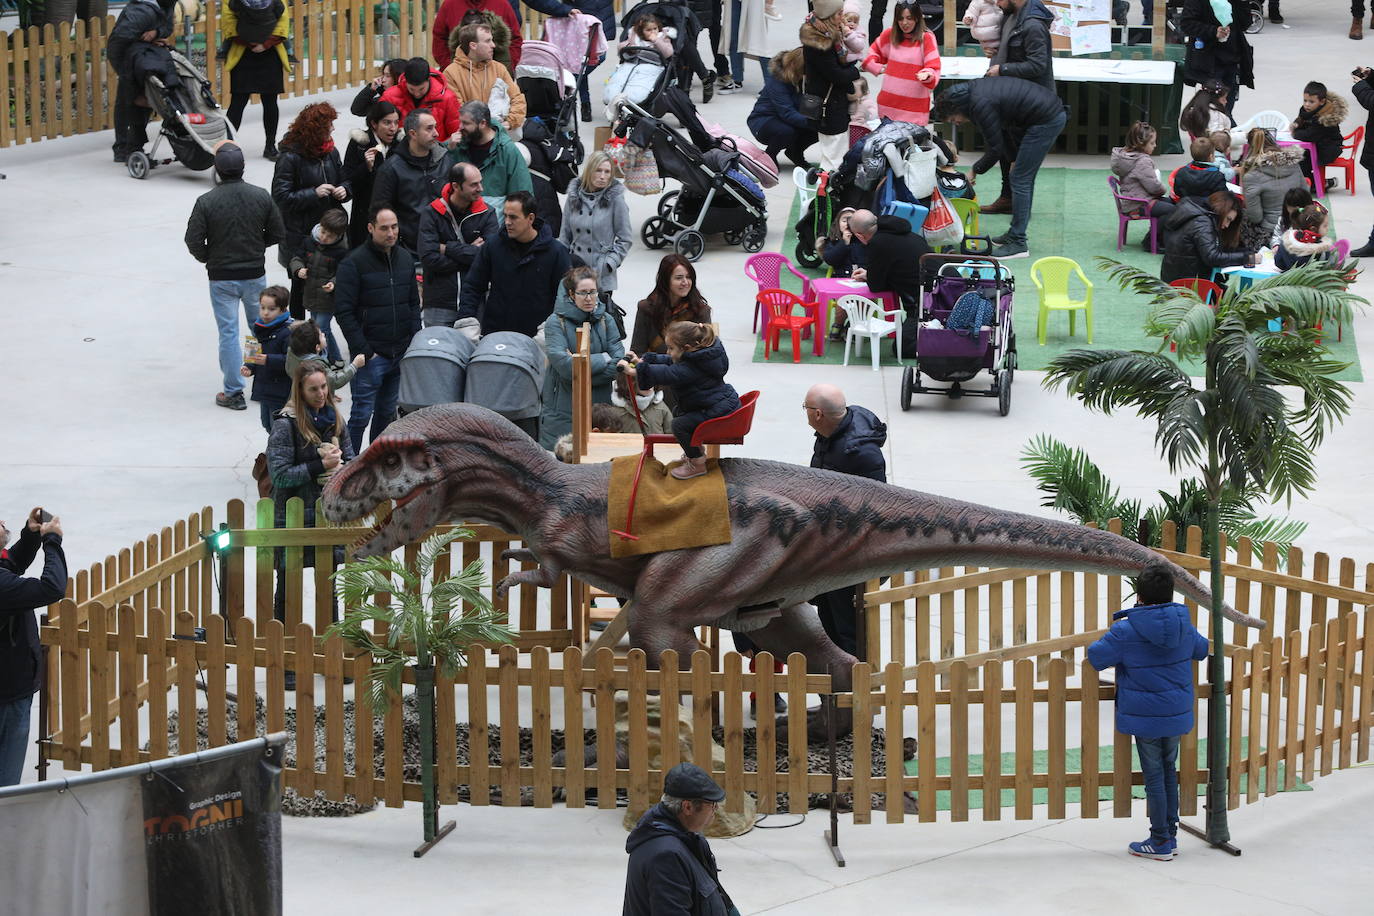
[798,84,831,124]
[251,452,273,499]
[621,144,663,195]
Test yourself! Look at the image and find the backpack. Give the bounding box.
[232,0,285,45]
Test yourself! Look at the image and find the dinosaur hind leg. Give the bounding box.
[743,603,859,742]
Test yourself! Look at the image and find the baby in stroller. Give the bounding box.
[604,7,714,116]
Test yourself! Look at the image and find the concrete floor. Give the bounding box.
[2,0,1372,910]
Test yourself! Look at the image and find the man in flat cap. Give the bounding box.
[623,762,739,915]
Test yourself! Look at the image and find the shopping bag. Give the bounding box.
[923,188,964,249]
[622,143,663,195]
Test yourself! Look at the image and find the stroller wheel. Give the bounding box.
[1245,4,1264,33]
[641,216,670,250]
[900,366,913,412]
[723,228,745,245]
[741,224,767,253]
[674,229,705,262]
[794,238,822,268]
[126,150,150,180]
[657,190,679,219]
[997,369,1012,417]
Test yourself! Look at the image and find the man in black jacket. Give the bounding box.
[1180,0,1253,113]
[372,109,449,253]
[335,206,422,452]
[933,78,1066,259]
[1349,68,1374,257]
[0,509,67,787]
[983,0,1057,213]
[848,209,930,311]
[185,144,287,411]
[803,383,887,657]
[623,763,736,916]
[417,163,498,323]
[457,190,572,339]
[107,0,178,163]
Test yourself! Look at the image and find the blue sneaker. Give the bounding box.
[1129,837,1176,860]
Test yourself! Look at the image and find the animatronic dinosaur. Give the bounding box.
[321,405,1265,738]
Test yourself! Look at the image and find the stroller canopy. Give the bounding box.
[515,40,576,95]
[464,332,547,421]
[398,327,476,411]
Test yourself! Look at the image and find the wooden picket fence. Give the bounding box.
[0,0,585,148]
[35,501,1374,824]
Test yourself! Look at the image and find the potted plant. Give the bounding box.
[329,527,515,855]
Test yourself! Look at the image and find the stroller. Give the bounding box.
[516,40,586,169]
[615,0,704,105]
[126,48,234,180]
[397,327,476,416]
[463,332,547,439]
[898,250,1018,416]
[616,90,768,261]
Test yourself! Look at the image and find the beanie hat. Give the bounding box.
[812,0,844,21]
[842,0,863,17]
[213,143,245,179]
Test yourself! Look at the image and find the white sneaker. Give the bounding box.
[715,76,742,94]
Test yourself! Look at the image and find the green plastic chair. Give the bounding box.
[1031,257,1094,345]
[950,197,979,237]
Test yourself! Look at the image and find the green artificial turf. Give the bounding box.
[761,169,1362,381]
[898,737,1312,811]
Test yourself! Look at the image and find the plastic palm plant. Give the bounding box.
[1043,258,1360,847]
[329,527,515,849]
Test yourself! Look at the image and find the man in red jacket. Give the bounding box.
[382,58,464,142]
[433,0,524,69]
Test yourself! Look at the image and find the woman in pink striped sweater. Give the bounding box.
[862,0,942,126]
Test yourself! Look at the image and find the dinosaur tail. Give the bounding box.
[900,509,1266,630]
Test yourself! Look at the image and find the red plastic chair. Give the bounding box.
[612,391,760,541]
[1108,176,1163,253]
[744,253,813,333]
[1326,126,1364,195]
[758,289,818,363]
[1166,278,1223,352]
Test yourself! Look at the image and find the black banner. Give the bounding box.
[141,743,283,916]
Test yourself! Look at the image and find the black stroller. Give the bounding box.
[126,48,235,180]
[615,89,768,261]
[617,0,704,103]
[463,332,547,439]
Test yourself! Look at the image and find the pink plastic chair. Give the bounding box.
[1108,176,1162,253]
[745,253,813,334]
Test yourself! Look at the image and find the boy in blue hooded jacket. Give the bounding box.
[1088,561,1209,861]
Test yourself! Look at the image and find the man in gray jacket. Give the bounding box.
[184,143,286,411]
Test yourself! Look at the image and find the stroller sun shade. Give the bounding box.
[463,332,547,421]
[398,327,477,411]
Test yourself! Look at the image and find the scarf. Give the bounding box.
[255,310,291,332]
[307,402,338,440]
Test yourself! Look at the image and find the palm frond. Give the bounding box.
[416,527,473,580]
[1042,349,1196,417]
[1262,427,1319,505]
[1018,435,1141,532]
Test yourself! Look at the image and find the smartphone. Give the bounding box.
[38,509,53,523]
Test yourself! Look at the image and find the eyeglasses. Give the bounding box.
[573,289,599,298]
[802,404,822,413]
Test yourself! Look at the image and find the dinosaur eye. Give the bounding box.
[383,453,402,470]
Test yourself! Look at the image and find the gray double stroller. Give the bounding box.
[398,328,547,439]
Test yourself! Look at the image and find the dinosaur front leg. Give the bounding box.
[494,559,563,598]
[743,604,858,743]
[500,548,540,564]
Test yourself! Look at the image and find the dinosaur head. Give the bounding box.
[321,404,556,557]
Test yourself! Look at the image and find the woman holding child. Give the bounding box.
[539,267,627,450]
[272,102,349,319]
[630,255,712,413]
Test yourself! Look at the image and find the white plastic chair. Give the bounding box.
[793,166,817,215]
[836,294,901,371]
[1238,110,1289,133]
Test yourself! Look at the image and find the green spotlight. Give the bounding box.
[202,523,232,556]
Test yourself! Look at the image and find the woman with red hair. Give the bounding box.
[271,102,349,319]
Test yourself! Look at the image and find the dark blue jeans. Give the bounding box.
[347,353,401,454]
[1136,734,1181,840]
[1007,108,1068,244]
[0,693,33,786]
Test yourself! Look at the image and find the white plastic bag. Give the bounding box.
[488,80,512,124]
[902,143,939,199]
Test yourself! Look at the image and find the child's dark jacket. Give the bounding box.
[1088,601,1209,738]
[635,340,740,418]
[248,312,294,404]
[289,230,351,315]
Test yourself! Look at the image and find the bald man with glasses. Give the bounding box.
[802,383,887,657]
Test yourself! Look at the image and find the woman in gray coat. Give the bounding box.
[539,267,626,450]
[1238,129,1307,244]
[559,152,633,307]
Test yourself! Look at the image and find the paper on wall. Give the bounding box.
[1072,0,1111,19]
[1070,23,1111,55]
[1049,5,1073,36]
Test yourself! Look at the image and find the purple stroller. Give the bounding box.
[899,251,1018,416]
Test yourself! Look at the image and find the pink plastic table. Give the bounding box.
[809,277,899,358]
